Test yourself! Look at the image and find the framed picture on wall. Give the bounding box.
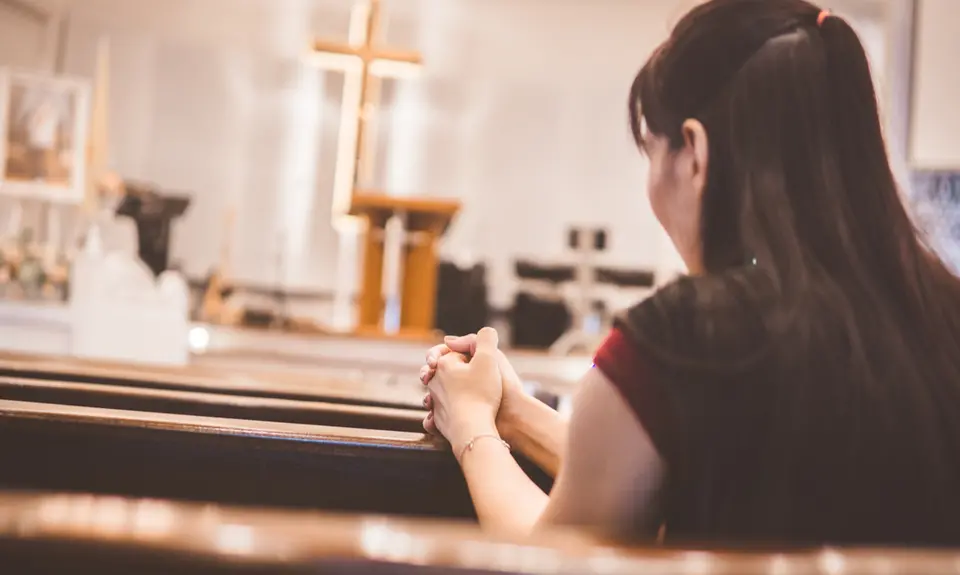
[0,69,91,204]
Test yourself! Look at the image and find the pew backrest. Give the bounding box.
[0,491,956,575]
[0,375,426,432]
[0,352,422,408]
[0,399,475,517]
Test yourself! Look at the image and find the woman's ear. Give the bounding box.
[681,119,709,198]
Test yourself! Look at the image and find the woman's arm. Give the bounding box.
[497,391,567,478]
[537,368,663,534]
[424,335,568,477]
[456,427,551,535]
[429,333,664,538]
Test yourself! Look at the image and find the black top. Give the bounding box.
[594,268,960,547]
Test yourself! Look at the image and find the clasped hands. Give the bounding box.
[420,327,523,462]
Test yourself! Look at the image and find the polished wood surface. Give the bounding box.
[193,322,588,393]
[0,347,577,427]
[0,399,469,516]
[0,376,426,432]
[359,216,388,331]
[401,224,443,337]
[1,491,958,574]
[0,400,550,517]
[0,350,425,409]
[350,193,461,339]
[349,193,462,235]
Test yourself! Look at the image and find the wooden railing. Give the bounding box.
[0,343,583,411]
[0,350,425,409]
[0,375,426,432]
[0,398,551,518]
[0,491,956,574]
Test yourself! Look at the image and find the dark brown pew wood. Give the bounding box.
[1,491,957,575]
[0,351,423,409]
[0,376,426,432]
[0,401,551,519]
[0,399,472,517]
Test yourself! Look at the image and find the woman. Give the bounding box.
[421,0,960,546]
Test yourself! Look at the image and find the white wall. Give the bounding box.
[0,3,51,70]
[59,0,349,288]
[880,0,917,187]
[909,0,960,169]
[2,0,901,318]
[410,0,686,305]
[0,0,65,71]
[53,0,689,309]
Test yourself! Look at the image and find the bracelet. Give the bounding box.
[458,434,510,462]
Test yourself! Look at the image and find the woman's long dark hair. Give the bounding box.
[621,0,960,545]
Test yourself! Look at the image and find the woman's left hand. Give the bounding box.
[425,327,504,458]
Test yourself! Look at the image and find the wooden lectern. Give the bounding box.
[350,194,461,339]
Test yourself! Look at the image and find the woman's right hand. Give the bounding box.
[421,333,525,429]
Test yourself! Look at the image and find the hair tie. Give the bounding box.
[817,9,831,27]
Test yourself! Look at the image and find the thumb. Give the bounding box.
[443,333,477,356]
[471,327,500,371]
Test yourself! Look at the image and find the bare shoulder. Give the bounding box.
[539,368,664,536]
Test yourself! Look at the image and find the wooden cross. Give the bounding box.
[310,0,422,230]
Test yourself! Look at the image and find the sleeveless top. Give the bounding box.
[592,268,960,547]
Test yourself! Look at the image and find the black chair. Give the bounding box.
[435,261,490,336]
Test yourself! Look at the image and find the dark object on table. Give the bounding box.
[116,183,191,277]
[567,227,608,251]
[595,267,656,288]
[510,291,571,350]
[240,308,276,328]
[435,261,490,335]
[514,260,575,284]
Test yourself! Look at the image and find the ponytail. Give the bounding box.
[816,9,960,327]
[816,11,888,183]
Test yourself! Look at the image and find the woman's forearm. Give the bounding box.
[459,436,550,536]
[498,392,569,478]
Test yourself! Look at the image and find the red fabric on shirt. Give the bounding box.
[592,328,675,462]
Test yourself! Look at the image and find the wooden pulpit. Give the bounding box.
[350,194,461,339]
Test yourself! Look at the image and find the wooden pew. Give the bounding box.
[0,351,424,409]
[0,376,426,432]
[1,491,956,574]
[0,400,550,518]
[0,348,578,412]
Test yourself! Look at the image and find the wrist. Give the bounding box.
[495,388,531,444]
[454,432,509,465]
[451,416,498,454]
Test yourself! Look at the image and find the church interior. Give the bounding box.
[0,0,958,571]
